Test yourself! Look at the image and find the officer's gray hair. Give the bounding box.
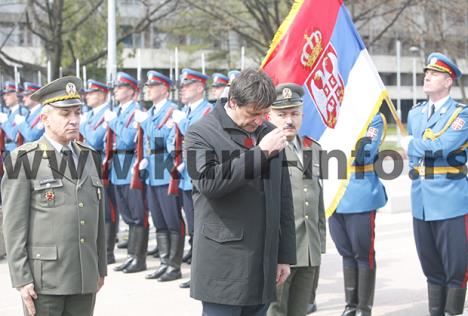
[228,68,276,109]
[41,104,53,114]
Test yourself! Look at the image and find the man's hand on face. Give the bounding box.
[258,128,288,157]
[18,283,37,316]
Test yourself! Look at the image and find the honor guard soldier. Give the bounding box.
[103,71,149,273]
[401,53,468,316]
[329,112,388,316]
[209,72,228,102]
[14,82,44,142]
[2,76,107,316]
[80,79,118,264]
[0,81,27,151]
[132,70,186,282]
[267,83,326,316]
[167,68,213,288]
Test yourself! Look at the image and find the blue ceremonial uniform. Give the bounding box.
[407,52,468,315]
[407,98,468,221]
[16,105,44,142]
[80,104,109,152]
[108,101,140,185]
[2,105,29,151]
[167,99,213,191]
[337,113,388,214]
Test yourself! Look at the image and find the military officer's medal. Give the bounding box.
[45,191,55,201]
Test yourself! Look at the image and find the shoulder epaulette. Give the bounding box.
[15,142,39,157]
[412,101,426,109]
[75,141,96,152]
[456,103,467,108]
[303,136,321,148]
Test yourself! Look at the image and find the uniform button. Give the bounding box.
[80,238,85,244]
[36,253,41,258]
[305,201,309,206]
[80,220,85,225]
[78,202,84,208]
[305,215,309,220]
[304,188,307,192]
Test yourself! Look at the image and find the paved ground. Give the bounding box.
[0,210,444,316]
[1,172,467,315]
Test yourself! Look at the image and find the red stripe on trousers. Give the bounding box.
[369,211,376,270]
[462,215,468,288]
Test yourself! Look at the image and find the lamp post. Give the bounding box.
[409,46,420,109]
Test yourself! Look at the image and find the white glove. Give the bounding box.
[104,110,117,122]
[165,118,174,129]
[176,162,185,173]
[172,110,186,124]
[134,110,149,123]
[14,115,26,125]
[400,136,413,152]
[0,112,8,124]
[139,158,149,170]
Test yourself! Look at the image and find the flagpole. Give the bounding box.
[107,0,117,83]
[384,95,408,136]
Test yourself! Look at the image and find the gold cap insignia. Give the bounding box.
[66,82,77,96]
[282,88,292,99]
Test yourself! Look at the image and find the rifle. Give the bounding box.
[16,82,25,147]
[130,77,145,190]
[101,79,115,186]
[0,76,5,177]
[168,123,182,195]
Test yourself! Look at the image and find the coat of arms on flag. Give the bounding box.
[303,31,345,128]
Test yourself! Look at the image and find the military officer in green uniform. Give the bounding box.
[2,76,107,316]
[267,83,326,316]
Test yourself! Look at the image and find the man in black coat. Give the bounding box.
[184,68,296,315]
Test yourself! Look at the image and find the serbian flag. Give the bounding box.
[261,0,388,216]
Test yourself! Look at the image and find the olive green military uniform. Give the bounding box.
[268,83,326,316]
[1,76,107,316]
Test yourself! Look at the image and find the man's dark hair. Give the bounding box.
[228,68,276,109]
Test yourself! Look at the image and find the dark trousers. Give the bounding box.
[413,215,468,288]
[329,211,376,270]
[202,302,270,316]
[267,266,319,316]
[23,293,96,316]
[181,189,194,235]
[146,185,183,233]
[113,184,147,227]
[104,184,118,224]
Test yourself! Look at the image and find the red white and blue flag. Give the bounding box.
[261,0,388,216]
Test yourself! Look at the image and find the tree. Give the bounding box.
[0,0,181,80]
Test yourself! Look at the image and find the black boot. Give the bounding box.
[182,234,193,264]
[146,232,170,279]
[147,245,160,258]
[444,287,466,315]
[159,232,184,282]
[342,267,358,316]
[105,222,118,264]
[114,225,135,271]
[427,284,446,316]
[123,226,148,273]
[355,268,376,316]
